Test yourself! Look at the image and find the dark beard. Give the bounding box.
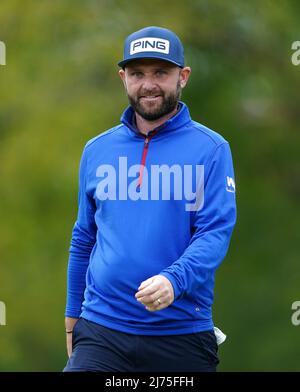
[128,81,182,121]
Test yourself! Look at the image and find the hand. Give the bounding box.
[135,275,174,311]
[65,317,79,358]
[66,331,73,358]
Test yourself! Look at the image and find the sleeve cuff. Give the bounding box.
[159,272,183,301]
[65,308,82,318]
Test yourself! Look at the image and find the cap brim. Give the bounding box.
[118,54,183,68]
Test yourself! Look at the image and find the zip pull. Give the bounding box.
[137,136,151,191]
[144,137,149,148]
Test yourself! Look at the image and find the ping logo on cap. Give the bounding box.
[130,37,170,55]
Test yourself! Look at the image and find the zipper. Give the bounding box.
[137,132,156,190]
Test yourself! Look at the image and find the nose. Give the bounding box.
[141,75,159,92]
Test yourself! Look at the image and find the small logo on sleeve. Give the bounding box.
[130,37,170,55]
[226,176,236,193]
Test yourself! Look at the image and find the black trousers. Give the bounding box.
[63,318,219,372]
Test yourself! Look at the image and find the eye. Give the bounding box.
[131,71,143,78]
[156,69,167,76]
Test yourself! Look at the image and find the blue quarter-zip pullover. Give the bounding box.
[65,102,237,335]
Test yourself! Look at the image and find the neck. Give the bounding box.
[135,104,179,136]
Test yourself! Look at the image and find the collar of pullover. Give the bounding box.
[120,101,192,138]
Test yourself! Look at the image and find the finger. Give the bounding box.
[138,277,154,291]
[135,283,158,300]
[137,291,162,305]
[145,298,164,311]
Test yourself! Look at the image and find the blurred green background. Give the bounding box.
[1,0,299,371]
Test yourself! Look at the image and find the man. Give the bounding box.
[63,26,237,372]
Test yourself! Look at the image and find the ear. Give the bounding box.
[179,67,191,88]
[119,69,127,88]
